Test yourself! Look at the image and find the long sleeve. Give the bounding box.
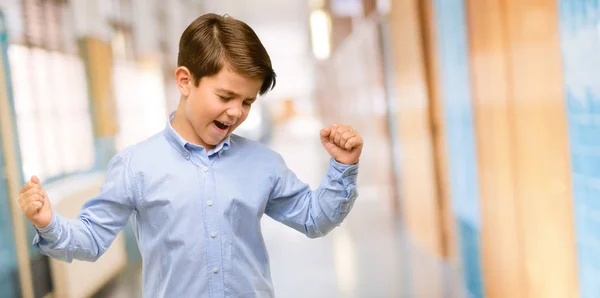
[32,154,138,262]
[265,155,359,238]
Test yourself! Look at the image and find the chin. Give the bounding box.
[207,135,226,145]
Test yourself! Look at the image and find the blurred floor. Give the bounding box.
[93,116,467,298]
[263,116,403,298]
[262,116,465,298]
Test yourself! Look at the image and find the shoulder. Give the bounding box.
[112,131,170,168]
[229,134,279,157]
[228,134,285,166]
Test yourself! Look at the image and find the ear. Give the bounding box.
[175,66,193,97]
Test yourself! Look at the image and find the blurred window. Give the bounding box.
[9,0,95,182]
[111,22,167,151]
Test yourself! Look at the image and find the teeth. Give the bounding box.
[214,121,233,130]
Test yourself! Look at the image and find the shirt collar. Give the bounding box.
[163,112,231,157]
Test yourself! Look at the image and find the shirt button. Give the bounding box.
[183,152,189,158]
[202,167,208,172]
[207,200,213,206]
[210,232,217,238]
[213,267,219,273]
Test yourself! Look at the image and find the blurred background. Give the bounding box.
[0,0,597,297]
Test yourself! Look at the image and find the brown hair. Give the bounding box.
[177,13,276,95]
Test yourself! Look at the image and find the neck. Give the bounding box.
[171,99,214,151]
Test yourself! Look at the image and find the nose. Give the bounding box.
[226,101,243,119]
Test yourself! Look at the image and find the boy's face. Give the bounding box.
[177,64,262,149]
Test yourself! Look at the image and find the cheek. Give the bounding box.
[240,109,250,122]
[184,95,206,124]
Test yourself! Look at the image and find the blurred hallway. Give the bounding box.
[2,0,600,298]
[263,116,465,298]
[264,116,404,298]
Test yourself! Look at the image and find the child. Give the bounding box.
[18,13,362,298]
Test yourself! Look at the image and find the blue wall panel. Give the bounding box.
[558,1,600,297]
[0,10,21,298]
[432,1,484,297]
[0,143,21,298]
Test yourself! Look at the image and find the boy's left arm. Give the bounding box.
[266,124,363,238]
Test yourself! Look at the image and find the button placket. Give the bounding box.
[201,164,223,287]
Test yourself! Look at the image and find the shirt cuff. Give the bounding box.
[33,212,60,243]
[329,158,359,179]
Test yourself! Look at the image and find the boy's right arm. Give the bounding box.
[18,155,137,263]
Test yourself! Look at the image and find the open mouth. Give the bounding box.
[213,120,230,131]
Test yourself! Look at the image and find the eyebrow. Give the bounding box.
[216,88,256,101]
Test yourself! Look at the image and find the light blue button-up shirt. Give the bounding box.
[33,116,359,298]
